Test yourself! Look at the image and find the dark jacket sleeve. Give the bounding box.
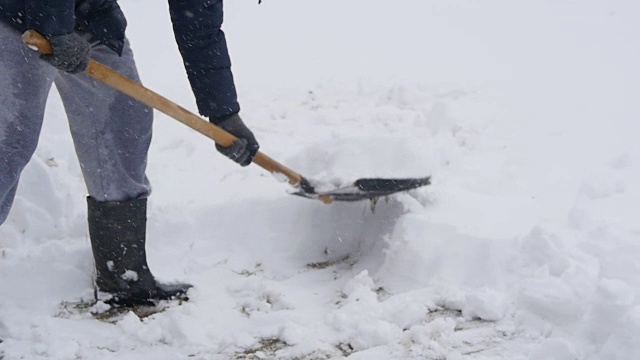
[168,0,240,122]
[24,0,75,36]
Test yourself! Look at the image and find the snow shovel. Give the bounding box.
[23,30,430,204]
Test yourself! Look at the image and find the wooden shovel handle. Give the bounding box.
[22,30,304,187]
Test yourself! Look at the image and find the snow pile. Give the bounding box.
[1,0,639,359]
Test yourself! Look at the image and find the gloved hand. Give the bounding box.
[214,113,260,166]
[41,33,91,74]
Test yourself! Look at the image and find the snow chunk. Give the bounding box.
[520,226,570,277]
[463,289,507,321]
[121,270,139,282]
[343,270,376,296]
[90,301,112,315]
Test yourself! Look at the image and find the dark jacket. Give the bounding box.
[0,0,239,120]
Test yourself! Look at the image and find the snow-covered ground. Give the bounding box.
[1,0,639,359]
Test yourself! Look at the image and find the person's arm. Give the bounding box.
[168,0,259,166]
[24,0,75,36]
[168,0,240,122]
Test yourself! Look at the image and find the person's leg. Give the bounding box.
[0,22,56,225]
[54,39,152,202]
[55,38,191,305]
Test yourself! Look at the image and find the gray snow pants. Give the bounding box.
[0,22,152,225]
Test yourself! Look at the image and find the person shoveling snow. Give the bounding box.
[1,0,430,321]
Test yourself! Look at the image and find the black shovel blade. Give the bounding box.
[293,176,431,202]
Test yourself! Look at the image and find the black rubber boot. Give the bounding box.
[87,197,192,306]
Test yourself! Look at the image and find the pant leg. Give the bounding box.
[0,22,56,225]
[54,38,153,202]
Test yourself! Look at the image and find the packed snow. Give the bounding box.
[1,0,639,359]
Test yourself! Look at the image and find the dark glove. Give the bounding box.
[41,33,91,74]
[214,114,260,166]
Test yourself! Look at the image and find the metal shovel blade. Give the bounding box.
[293,176,431,203]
